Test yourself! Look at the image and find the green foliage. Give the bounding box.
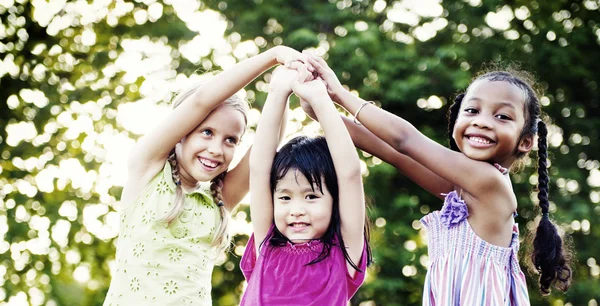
[1,0,599,305]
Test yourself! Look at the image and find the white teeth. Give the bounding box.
[199,158,218,168]
[291,223,308,227]
[469,136,491,144]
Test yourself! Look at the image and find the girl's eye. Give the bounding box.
[495,114,512,120]
[201,129,213,136]
[225,137,238,145]
[464,108,478,114]
[278,196,291,201]
[306,194,319,200]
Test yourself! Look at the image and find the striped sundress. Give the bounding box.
[420,190,530,305]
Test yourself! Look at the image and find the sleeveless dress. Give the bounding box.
[103,162,220,306]
[420,166,530,305]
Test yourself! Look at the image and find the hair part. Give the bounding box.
[263,135,372,271]
[446,65,573,295]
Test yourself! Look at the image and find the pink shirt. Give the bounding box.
[240,232,367,306]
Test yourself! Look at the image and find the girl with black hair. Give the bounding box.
[303,53,572,305]
[240,64,372,305]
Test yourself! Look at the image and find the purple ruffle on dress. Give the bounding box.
[439,191,469,228]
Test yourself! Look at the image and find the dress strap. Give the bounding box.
[493,163,509,175]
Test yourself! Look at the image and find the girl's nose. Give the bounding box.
[290,203,306,217]
[207,140,223,156]
[471,115,492,129]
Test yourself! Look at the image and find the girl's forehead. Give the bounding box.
[278,169,313,186]
[200,105,246,133]
[465,80,527,108]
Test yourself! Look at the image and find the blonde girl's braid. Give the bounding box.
[160,149,186,224]
[210,172,231,252]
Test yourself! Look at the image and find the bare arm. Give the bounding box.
[301,98,452,198]
[249,67,297,251]
[221,101,290,212]
[128,46,300,184]
[306,55,501,199]
[292,78,365,276]
[334,88,502,198]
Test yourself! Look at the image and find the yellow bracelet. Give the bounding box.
[353,101,375,125]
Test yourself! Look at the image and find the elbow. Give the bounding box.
[249,152,272,175]
[390,129,410,155]
[336,161,363,182]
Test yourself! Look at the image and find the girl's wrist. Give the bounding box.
[306,95,333,109]
[271,45,289,65]
[268,86,292,97]
[335,88,353,108]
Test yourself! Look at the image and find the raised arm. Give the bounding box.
[306,55,501,198]
[301,98,451,199]
[129,46,301,183]
[221,107,289,211]
[292,78,365,275]
[249,66,300,251]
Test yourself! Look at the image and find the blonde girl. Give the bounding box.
[103,46,301,305]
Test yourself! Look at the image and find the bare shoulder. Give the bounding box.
[119,160,165,210]
[463,181,518,247]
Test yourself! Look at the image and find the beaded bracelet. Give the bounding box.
[353,101,375,125]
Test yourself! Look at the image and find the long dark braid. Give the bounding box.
[532,120,572,295]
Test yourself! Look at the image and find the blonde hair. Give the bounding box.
[160,82,249,252]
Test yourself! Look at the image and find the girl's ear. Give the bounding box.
[517,134,534,154]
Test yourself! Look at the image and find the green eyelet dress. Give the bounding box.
[103,162,220,306]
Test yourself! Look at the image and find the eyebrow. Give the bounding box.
[274,187,317,193]
[467,97,516,110]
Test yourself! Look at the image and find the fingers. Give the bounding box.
[306,56,327,74]
[297,54,314,72]
[286,60,305,70]
[302,50,330,69]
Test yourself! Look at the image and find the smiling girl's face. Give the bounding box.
[175,104,245,188]
[452,80,532,168]
[273,169,333,243]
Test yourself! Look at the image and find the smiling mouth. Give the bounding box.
[198,157,220,169]
[289,222,310,228]
[466,135,495,145]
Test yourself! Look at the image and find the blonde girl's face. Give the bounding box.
[176,104,246,185]
[273,170,333,243]
[452,80,532,167]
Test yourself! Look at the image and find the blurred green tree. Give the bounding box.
[1,0,598,305]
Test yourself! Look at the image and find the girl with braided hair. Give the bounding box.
[303,53,572,305]
[103,46,303,305]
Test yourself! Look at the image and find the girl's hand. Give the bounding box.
[270,62,314,95]
[303,51,345,103]
[291,77,330,106]
[269,66,299,95]
[273,46,312,69]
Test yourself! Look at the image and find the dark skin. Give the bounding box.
[301,54,534,248]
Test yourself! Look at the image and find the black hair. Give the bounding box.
[446,69,572,295]
[262,135,372,272]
